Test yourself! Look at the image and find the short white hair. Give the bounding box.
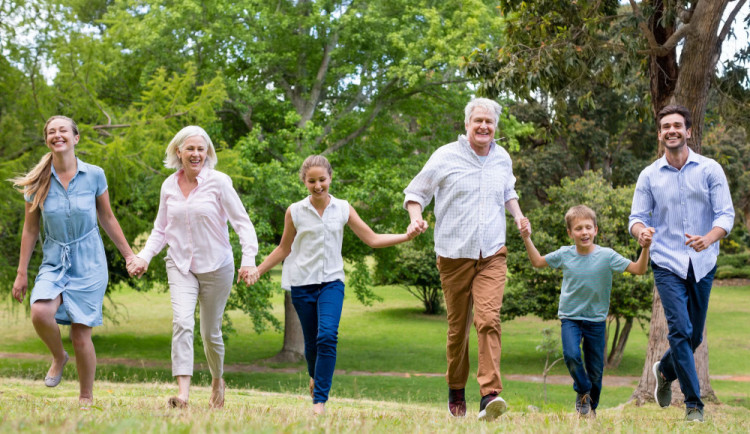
[164,125,218,170]
[464,98,502,126]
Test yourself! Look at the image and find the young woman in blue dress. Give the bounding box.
[11,115,136,408]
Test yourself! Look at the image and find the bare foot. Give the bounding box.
[209,378,225,409]
[79,397,93,410]
[313,402,326,415]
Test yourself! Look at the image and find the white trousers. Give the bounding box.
[166,260,234,378]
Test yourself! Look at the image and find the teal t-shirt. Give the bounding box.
[545,245,631,322]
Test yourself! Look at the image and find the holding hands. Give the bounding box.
[408,218,428,237]
[237,266,260,286]
[637,227,655,249]
[127,257,149,278]
[519,217,532,239]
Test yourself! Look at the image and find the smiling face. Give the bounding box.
[45,118,79,155]
[567,217,598,254]
[658,113,691,151]
[465,107,496,155]
[303,165,331,199]
[176,135,208,177]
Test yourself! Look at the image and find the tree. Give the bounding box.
[504,171,653,368]
[468,0,749,405]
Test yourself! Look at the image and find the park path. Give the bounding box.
[2,352,749,385]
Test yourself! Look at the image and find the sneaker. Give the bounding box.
[652,361,672,408]
[685,407,704,422]
[575,392,592,417]
[448,388,466,417]
[478,392,507,421]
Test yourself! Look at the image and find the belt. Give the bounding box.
[45,227,99,281]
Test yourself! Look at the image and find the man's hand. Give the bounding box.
[519,217,532,239]
[637,227,655,248]
[685,233,712,252]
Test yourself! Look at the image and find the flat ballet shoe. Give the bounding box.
[44,352,69,387]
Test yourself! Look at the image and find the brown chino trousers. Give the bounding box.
[436,247,507,397]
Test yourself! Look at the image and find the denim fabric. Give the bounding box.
[291,280,345,404]
[561,318,606,409]
[653,261,715,410]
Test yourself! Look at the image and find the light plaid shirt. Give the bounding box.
[404,135,519,259]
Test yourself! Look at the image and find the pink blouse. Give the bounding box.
[137,167,258,274]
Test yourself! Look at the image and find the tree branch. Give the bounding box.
[718,0,748,44]
[629,0,690,56]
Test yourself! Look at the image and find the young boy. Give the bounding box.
[520,205,652,418]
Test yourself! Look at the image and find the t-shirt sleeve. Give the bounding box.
[544,247,565,269]
[608,248,631,272]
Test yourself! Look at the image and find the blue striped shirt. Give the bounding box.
[629,149,734,281]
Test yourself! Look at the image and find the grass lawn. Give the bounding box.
[1,377,748,433]
[1,278,748,414]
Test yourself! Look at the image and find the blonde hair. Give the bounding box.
[164,126,218,170]
[299,155,333,182]
[10,116,79,212]
[564,205,597,229]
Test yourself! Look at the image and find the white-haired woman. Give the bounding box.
[128,126,259,409]
[11,115,136,408]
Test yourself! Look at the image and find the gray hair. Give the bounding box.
[164,125,218,170]
[464,98,502,126]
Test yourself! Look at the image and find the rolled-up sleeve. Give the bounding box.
[628,169,653,235]
[403,154,441,210]
[708,163,735,236]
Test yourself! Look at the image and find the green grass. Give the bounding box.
[1,378,748,433]
[0,281,748,426]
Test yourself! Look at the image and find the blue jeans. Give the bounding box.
[561,318,606,409]
[291,280,345,404]
[652,261,715,410]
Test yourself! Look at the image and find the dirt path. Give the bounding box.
[3,352,749,384]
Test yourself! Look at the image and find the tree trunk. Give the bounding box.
[266,292,305,363]
[606,316,633,369]
[629,287,717,406]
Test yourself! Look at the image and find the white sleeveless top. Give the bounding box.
[281,195,350,290]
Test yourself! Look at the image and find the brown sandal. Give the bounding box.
[168,396,188,409]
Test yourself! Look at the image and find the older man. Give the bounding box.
[404,98,525,421]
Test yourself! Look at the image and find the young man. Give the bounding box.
[403,98,526,421]
[629,105,734,422]
[520,205,651,418]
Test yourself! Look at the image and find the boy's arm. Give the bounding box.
[520,218,547,268]
[625,245,650,275]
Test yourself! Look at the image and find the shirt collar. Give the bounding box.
[458,134,496,156]
[302,194,336,212]
[657,147,700,170]
[176,165,211,185]
[50,157,87,179]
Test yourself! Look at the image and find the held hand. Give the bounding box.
[409,219,428,234]
[12,273,28,303]
[127,257,149,278]
[685,233,712,252]
[406,222,423,240]
[238,266,260,286]
[638,227,655,248]
[519,217,531,239]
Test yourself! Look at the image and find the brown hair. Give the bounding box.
[9,116,79,211]
[299,155,333,182]
[656,105,692,130]
[564,205,597,229]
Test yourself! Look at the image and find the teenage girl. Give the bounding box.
[249,155,420,415]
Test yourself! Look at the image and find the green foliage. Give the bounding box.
[505,171,653,326]
[715,253,750,280]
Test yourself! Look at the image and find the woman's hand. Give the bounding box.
[127,257,149,278]
[12,272,28,303]
[238,266,260,286]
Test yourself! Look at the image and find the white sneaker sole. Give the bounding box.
[477,396,507,421]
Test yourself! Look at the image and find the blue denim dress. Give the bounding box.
[29,159,109,327]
